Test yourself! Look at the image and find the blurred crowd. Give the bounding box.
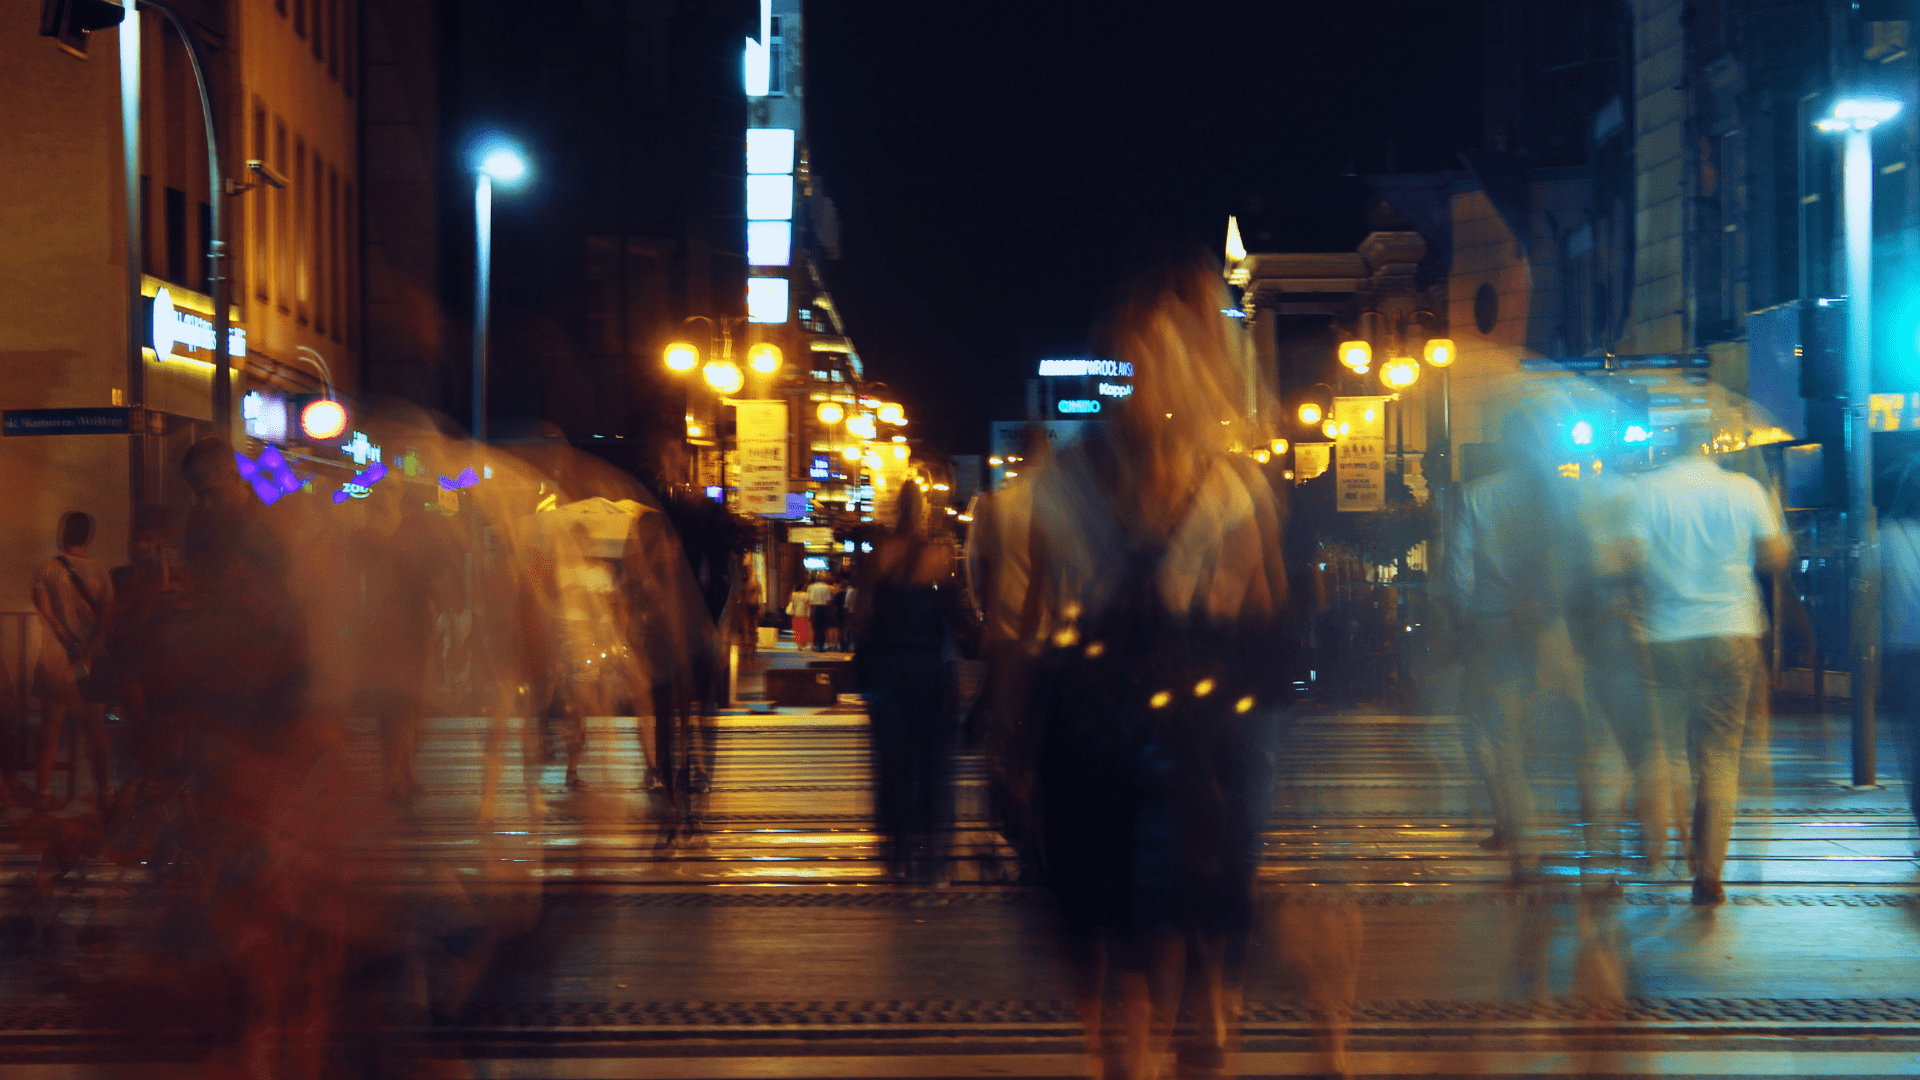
[3,253,1837,1080]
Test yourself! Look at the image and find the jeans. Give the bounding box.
[810,605,830,650]
[1647,636,1761,886]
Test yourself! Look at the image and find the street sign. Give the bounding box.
[2,407,159,436]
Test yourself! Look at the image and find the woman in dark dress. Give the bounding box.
[853,482,964,882]
[1022,252,1290,1080]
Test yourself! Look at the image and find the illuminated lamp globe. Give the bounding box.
[747,342,783,374]
[893,444,909,460]
[664,342,699,372]
[1298,402,1323,426]
[840,444,862,461]
[817,402,845,424]
[301,398,349,441]
[1338,340,1372,371]
[1270,438,1288,455]
[703,359,744,395]
[1322,419,1340,440]
[1381,356,1421,389]
[878,404,905,425]
[1423,338,1455,367]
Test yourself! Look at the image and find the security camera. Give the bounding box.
[246,160,289,190]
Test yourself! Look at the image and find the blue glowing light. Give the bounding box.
[1571,420,1594,446]
[1623,424,1651,444]
[332,461,389,504]
[1057,399,1102,414]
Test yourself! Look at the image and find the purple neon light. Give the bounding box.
[234,448,303,506]
[438,467,480,491]
[331,460,390,504]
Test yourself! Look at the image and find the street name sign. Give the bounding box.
[3,407,151,436]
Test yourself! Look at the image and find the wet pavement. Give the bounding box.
[2,644,1919,1076]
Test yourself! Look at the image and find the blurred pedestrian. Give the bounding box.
[1630,422,1789,905]
[30,510,113,809]
[1882,455,1920,831]
[1023,251,1288,1080]
[853,481,965,882]
[829,573,850,651]
[788,584,812,650]
[1443,406,1585,875]
[808,573,833,652]
[736,570,763,660]
[102,505,184,772]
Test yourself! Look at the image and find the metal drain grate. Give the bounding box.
[442,997,1920,1032]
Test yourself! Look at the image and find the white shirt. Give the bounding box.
[1883,519,1920,648]
[1629,456,1784,642]
[1444,467,1584,616]
[807,581,833,606]
[33,553,112,652]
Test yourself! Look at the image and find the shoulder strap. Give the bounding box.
[55,556,101,619]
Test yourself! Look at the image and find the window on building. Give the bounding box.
[768,15,784,95]
[344,182,357,346]
[139,175,153,276]
[329,167,341,341]
[313,150,326,335]
[251,99,268,301]
[275,119,290,312]
[164,186,186,285]
[294,137,308,324]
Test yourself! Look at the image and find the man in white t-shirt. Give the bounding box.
[1628,426,1789,905]
[32,511,114,809]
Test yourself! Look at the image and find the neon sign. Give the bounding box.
[1037,359,1132,377]
[235,447,303,506]
[439,467,480,491]
[333,461,389,503]
[1057,399,1102,414]
[1096,382,1132,398]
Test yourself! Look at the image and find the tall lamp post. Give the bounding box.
[1818,95,1903,787]
[472,140,528,444]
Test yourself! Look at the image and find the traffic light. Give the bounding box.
[39,0,124,59]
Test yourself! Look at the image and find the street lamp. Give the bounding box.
[1338,340,1372,374]
[472,136,528,443]
[1819,93,1903,787]
[1380,356,1421,389]
[746,341,783,375]
[704,359,744,395]
[664,342,700,372]
[817,401,845,425]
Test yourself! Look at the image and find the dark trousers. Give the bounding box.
[1884,647,1920,825]
[811,604,830,650]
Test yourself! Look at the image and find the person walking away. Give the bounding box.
[853,482,965,882]
[1023,253,1289,1080]
[736,572,763,660]
[1879,456,1920,831]
[807,574,834,653]
[787,585,812,650]
[1629,423,1789,905]
[1443,405,1588,875]
[828,574,850,651]
[104,506,185,774]
[31,511,114,809]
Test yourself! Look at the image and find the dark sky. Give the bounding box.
[806,1,1484,453]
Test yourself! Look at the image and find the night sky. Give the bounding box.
[806,1,1484,453]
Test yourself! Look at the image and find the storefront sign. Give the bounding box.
[1037,359,1133,377]
[146,288,246,358]
[734,400,789,515]
[1333,397,1387,512]
[1057,399,1101,414]
[790,525,833,550]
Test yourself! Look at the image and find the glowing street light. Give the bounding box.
[1298,401,1324,426]
[704,359,743,395]
[1381,356,1421,389]
[841,445,862,461]
[879,403,906,425]
[1338,340,1372,373]
[1322,419,1340,440]
[817,401,845,424]
[1818,92,1905,786]
[746,341,783,374]
[664,342,699,372]
[471,135,529,442]
[1423,338,1455,367]
[1270,438,1288,455]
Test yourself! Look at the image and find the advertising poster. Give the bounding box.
[1333,396,1387,512]
[1293,442,1332,482]
[733,400,789,515]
